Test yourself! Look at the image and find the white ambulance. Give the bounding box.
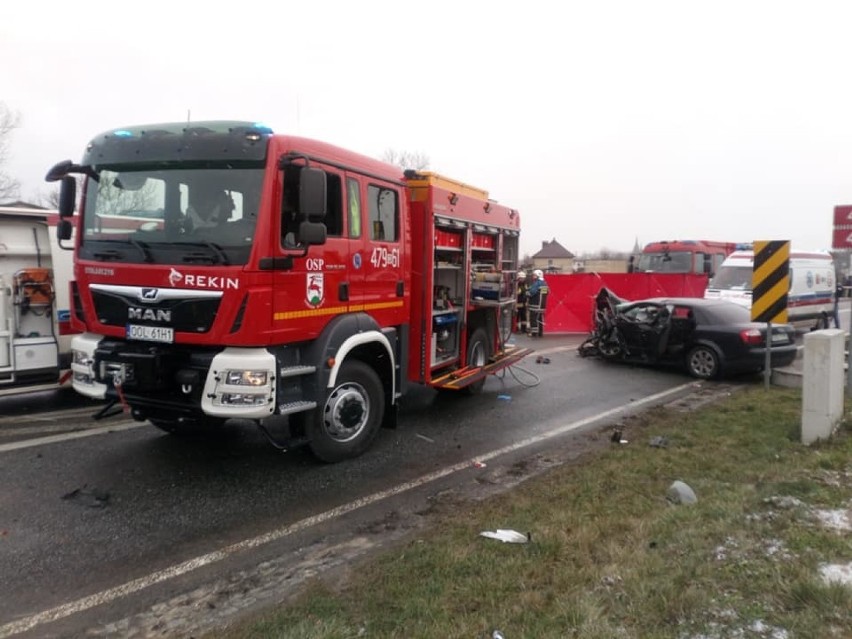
[0,206,74,395]
[704,249,836,329]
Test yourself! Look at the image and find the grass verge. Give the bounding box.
[216,386,852,639]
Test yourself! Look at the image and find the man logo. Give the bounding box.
[140,288,159,301]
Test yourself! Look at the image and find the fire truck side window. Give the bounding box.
[324,173,343,237]
[281,169,343,245]
[347,178,361,239]
[367,185,398,241]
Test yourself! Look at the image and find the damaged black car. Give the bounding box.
[578,288,798,379]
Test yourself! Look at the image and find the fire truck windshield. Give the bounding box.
[634,251,694,273]
[79,167,264,265]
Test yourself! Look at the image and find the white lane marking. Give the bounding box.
[0,421,143,453]
[0,406,104,426]
[0,382,694,638]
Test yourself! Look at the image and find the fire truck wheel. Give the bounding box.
[149,417,227,436]
[308,360,384,463]
[463,327,492,395]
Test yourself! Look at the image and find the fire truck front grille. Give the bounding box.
[92,291,221,333]
[94,340,215,399]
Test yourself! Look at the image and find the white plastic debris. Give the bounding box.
[820,562,852,586]
[479,529,530,543]
[666,480,697,505]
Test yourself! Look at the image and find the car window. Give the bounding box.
[694,302,752,324]
[621,303,666,324]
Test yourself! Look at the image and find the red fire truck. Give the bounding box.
[46,121,530,461]
[629,240,740,277]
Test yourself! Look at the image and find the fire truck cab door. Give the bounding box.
[305,167,349,318]
[273,165,350,338]
[348,177,406,327]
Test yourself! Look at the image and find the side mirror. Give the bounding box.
[299,221,327,246]
[627,255,635,273]
[299,168,327,220]
[45,160,73,183]
[57,219,73,242]
[56,218,74,251]
[58,176,76,217]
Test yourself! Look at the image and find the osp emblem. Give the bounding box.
[306,273,324,307]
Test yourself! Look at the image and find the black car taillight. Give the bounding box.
[739,328,763,346]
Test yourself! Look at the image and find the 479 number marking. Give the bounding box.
[370,247,400,268]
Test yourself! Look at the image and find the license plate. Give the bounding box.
[127,324,174,343]
[771,333,788,344]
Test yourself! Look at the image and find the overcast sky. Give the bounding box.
[3,1,851,258]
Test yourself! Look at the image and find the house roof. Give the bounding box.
[0,200,48,210]
[532,238,574,259]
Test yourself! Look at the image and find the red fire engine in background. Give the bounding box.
[628,240,740,277]
[47,121,529,461]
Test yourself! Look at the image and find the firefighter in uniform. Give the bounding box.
[515,270,529,333]
[527,269,549,337]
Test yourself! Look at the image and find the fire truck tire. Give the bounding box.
[463,327,492,395]
[149,417,226,436]
[307,360,384,463]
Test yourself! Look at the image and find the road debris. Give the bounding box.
[62,486,110,508]
[666,480,697,505]
[479,529,531,543]
[610,427,628,444]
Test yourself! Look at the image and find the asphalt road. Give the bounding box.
[0,335,752,638]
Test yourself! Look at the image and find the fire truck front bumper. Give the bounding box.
[69,333,109,399]
[70,335,277,420]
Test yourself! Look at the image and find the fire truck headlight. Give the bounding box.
[224,370,269,386]
[72,349,92,366]
[73,372,94,385]
[220,393,269,406]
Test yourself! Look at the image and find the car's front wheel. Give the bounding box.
[598,336,623,360]
[686,345,720,379]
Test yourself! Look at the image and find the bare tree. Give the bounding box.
[381,149,430,171]
[96,173,159,215]
[0,102,21,202]
[31,174,84,210]
[40,186,60,209]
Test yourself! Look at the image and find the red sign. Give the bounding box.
[833,205,852,248]
[833,228,852,249]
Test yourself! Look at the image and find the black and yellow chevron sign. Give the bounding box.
[751,240,790,323]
